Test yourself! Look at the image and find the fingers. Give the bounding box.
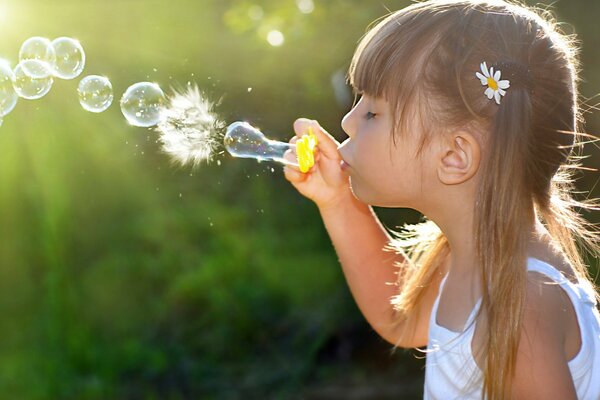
[283,164,307,183]
[294,118,340,160]
[283,148,297,164]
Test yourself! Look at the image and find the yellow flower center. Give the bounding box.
[487,77,498,91]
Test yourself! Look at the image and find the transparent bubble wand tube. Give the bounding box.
[224,121,317,172]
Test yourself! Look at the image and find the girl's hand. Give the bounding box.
[283,118,352,210]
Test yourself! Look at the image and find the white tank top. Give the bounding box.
[424,257,600,399]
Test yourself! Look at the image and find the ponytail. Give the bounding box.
[475,85,534,399]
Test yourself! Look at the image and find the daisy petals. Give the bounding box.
[476,72,488,85]
[477,62,511,105]
[494,91,501,105]
[481,62,489,77]
[498,80,510,89]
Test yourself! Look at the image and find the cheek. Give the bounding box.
[353,142,425,205]
[353,128,384,158]
[351,140,398,193]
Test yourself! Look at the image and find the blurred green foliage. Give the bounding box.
[0,0,598,399]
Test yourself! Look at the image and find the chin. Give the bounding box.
[348,181,368,204]
[350,181,408,208]
[350,182,383,206]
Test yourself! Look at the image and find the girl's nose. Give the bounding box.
[341,109,355,138]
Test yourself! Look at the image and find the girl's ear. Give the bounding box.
[436,132,481,185]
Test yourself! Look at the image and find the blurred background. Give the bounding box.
[0,0,598,399]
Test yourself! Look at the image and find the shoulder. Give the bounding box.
[525,270,573,317]
[510,271,578,398]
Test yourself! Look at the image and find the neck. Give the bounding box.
[428,202,545,277]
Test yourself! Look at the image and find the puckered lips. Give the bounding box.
[340,159,351,171]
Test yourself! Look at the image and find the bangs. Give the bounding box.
[348,11,415,100]
[348,2,450,99]
[347,4,450,151]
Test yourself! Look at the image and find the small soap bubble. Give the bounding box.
[13,60,53,100]
[18,58,52,79]
[52,37,85,80]
[0,61,18,117]
[247,87,252,92]
[78,75,113,113]
[120,82,166,127]
[19,37,56,75]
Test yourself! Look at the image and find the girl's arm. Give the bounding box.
[285,119,441,348]
[317,192,412,344]
[511,273,578,399]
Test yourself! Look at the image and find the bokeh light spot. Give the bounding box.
[267,30,284,47]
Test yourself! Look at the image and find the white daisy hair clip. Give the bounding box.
[476,61,510,105]
[476,61,534,105]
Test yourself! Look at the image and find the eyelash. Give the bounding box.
[365,111,377,120]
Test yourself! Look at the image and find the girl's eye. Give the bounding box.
[365,111,377,120]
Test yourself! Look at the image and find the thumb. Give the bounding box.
[294,118,341,160]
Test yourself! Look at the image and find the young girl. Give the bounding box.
[284,1,600,399]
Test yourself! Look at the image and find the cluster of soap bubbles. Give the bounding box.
[0,36,167,128]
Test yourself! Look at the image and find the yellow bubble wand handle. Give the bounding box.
[295,127,318,173]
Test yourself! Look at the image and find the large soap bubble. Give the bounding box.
[13,60,54,100]
[19,37,56,77]
[0,61,18,116]
[120,82,166,127]
[78,75,113,113]
[52,37,85,80]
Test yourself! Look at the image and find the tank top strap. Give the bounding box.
[526,257,597,307]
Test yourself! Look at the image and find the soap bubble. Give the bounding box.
[78,75,113,113]
[19,37,56,76]
[0,61,18,116]
[13,60,54,100]
[52,37,85,80]
[16,58,52,79]
[120,82,166,127]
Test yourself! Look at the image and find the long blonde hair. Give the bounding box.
[348,1,600,398]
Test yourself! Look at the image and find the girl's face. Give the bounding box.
[338,94,433,208]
